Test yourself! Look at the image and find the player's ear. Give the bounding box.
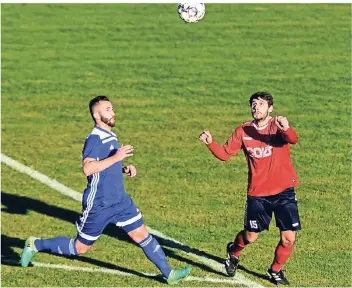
[269,105,273,113]
[93,111,100,122]
[91,102,101,122]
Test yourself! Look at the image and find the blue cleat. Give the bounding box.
[20,236,39,267]
[165,266,191,285]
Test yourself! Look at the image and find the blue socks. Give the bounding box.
[139,234,171,278]
[34,236,78,256]
[33,234,171,278]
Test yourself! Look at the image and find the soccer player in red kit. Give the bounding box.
[199,91,301,285]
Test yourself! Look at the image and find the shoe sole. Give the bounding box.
[20,248,31,267]
[225,266,236,277]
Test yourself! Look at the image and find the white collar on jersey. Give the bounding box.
[252,120,269,130]
[94,125,117,137]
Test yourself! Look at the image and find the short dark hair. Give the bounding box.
[89,95,110,122]
[249,91,274,107]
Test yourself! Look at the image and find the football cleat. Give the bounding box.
[267,268,290,285]
[225,242,240,277]
[165,266,191,285]
[20,236,39,267]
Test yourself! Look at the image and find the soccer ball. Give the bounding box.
[178,3,206,24]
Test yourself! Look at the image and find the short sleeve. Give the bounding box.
[82,135,101,160]
[223,126,243,156]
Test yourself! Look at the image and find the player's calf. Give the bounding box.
[75,240,92,254]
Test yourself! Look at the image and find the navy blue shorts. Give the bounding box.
[244,187,301,232]
[75,195,144,245]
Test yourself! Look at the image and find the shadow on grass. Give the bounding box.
[1,235,22,266]
[0,234,162,283]
[1,191,268,281]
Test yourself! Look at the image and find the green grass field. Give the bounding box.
[1,3,351,287]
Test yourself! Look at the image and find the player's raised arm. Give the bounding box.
[82,145,134,176]
[275,116,298,144]
[198,128,242,161]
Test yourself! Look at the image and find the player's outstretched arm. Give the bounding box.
[198,130,232,161]
[82,145,134,176]
[275,116,298,144]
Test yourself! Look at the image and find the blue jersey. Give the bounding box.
[82,126,126,208]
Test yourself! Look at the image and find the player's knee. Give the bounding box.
[76,245,91,254]
[281,235,295,247]
[245,231,259,243]
[128,224,149,243]
[75,241,92,254]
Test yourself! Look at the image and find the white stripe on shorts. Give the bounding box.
[116,212,142,227]
[77,230,101,241]
[79,173,99,231]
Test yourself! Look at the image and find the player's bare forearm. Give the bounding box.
[83,145,134,176]
[83,155,121,176]
[207,142,232,161]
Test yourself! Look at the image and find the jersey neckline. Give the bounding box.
[94,125,117,137]
[251,118,273,131]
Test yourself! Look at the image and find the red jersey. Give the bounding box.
[207,118,299,197]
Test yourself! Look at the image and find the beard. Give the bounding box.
[101,116,115,127]
[252,110,269,121]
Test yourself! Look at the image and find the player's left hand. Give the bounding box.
[123,165,137,177]
[275,116,290,131]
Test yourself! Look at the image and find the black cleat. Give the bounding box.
[267,268,290,285]
[225,242,240,277]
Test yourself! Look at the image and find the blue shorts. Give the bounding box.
[75,195,144,245]
[244,187,301,232]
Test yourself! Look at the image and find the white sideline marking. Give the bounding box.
[1,153,264,287]
[1,154,82,202]
[1,259,245,285]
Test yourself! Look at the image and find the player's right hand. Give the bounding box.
[275,116,290,131]
[199,130,212,145]
[115,145,134,161]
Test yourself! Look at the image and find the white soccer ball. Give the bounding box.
[178,3,206,24]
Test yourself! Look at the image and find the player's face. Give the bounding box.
[251,98,272,121]
[98,101,115,127]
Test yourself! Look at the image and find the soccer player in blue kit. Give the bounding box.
[20,95,191,284]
